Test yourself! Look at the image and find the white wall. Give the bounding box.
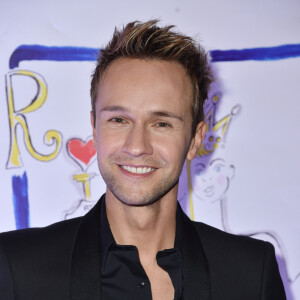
[1,0,299,298]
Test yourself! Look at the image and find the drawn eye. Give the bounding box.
[215,165,222,172]
[195,169,202,176]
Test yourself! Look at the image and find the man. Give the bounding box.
[0,20,286,299]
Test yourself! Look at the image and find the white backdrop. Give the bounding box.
[1,0,299,298]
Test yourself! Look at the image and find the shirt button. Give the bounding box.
[138,281,145,288]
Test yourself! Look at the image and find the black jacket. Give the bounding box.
[0,195,286,299]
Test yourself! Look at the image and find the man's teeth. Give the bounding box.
[121,165,154,174]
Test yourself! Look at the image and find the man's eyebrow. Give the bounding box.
[151,111,183,121]
[100,106,183,121]
[100,105,129,113]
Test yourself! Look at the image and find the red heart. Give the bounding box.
[67,138,96,166]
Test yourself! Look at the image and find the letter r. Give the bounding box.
[5,70,62,168]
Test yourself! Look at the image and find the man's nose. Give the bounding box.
[122,125,153,157]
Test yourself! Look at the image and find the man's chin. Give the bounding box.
[105,175,179,207]
[113,193,161,207]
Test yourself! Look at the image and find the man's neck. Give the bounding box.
[105,190,177,260]
[105,190,178,299]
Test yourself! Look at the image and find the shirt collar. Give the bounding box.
[99,195,183,268]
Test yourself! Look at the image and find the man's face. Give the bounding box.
[92,58,204,206]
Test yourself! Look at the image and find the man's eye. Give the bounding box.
[156,122,170,127]
[110,118,125,123]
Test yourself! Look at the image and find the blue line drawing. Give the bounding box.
[12,172,30,229]
[9,45,99,69]
[9,43,300,69]
[210,43,300,62]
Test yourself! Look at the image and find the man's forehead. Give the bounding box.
[99,57,192,93]
[95,58,193,115]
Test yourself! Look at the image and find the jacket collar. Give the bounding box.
[70,195,210,299]
[70,195,103,299]
[179,206,211,299]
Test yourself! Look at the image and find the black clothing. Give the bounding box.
[100,199,183,299]
[0,194,286,299]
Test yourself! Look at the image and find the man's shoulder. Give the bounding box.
[0,196,102,262]
[191,220,273,274]
[193,220,266,248]
[190,220,285,299]
[192,220,269,257]
[0,217,83,257]
[0,217,86,298]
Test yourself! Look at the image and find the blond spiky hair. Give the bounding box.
[91,20,213,134]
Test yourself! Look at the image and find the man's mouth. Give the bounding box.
[120,165,156,174]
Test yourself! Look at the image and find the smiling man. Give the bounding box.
[0,20,286,299]
[92,59,195,208]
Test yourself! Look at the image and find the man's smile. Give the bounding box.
[120,165,156,174]
[117,164,158,178]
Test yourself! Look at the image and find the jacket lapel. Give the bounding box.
[70,197,104,299]
[69,197,210,300]
[180,207,211,300]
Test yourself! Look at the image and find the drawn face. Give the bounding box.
[92,58,205,206]
[190,158,235,202]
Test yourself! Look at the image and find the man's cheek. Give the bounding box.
[97,131,122,150]
[153,141,174,160]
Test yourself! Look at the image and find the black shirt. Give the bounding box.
[100,199,183,299]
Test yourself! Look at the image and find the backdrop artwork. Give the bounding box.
[1,3,300,298]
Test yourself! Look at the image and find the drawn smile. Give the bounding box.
[204,185,214,196]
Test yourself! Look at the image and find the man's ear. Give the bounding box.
[90,111,97,147]
[186,122,207,160]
